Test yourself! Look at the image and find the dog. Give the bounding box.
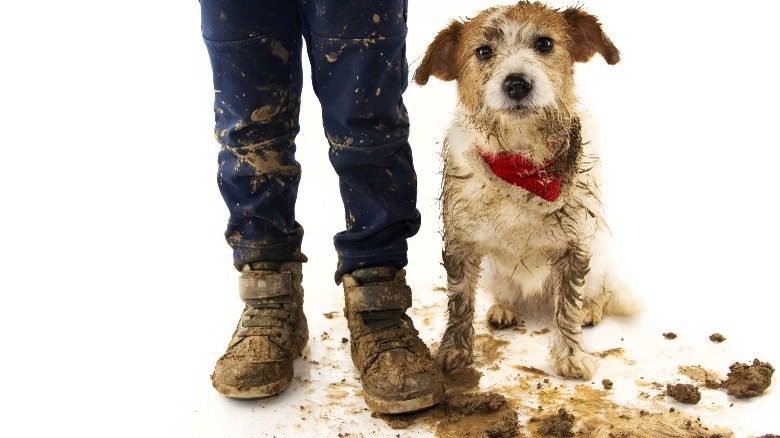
[414,1,642,380]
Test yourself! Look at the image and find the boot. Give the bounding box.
[211,261,308,398]
[342,267,444,414]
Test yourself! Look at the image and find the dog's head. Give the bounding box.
[415,1,618,163]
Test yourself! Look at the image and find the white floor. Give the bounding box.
[2,0,779,436]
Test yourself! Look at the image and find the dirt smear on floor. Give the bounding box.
[525,384,732,437]
[375,365,733,438]
[475,333,509,366]
[678,365,723,383]
[374,366,519,437]
[681,359,775,399]
[372,320,736,437]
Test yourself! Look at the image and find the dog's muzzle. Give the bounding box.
[503,74,533,101]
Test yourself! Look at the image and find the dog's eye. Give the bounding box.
[476,46,494,61]
[534,37,554,53]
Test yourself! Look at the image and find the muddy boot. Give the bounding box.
[342,267,444,414]
[211,261,308,398]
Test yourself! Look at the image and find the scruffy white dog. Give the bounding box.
[414,1,641,379]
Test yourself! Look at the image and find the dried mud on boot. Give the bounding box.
[719,359,775,398]
[666,383,701,404]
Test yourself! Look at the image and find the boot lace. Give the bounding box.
[359,310,418,367]
[234,299,295,345]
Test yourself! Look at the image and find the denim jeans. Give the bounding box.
[200,0,420,281]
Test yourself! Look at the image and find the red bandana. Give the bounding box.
[478,146,565,202]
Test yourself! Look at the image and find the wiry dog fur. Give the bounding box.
[414,1,641,380]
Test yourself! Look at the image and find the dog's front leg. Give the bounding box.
[437,240,481,372]
[550,243,596,380]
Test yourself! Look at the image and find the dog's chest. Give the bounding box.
[450,175,568,254]
[443,151,600,258]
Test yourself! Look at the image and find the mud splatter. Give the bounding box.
[527,384,733,437]
[513,365,551,377]
[270,39,289,63]
[444,367,482,394]
[596,348,624,358]
[374,365,518,437]
[251,105,277,123]
[678,365,722,384]
[475,333,509,366]
[373,391,518,437]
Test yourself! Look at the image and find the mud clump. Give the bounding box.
[534,408,575,437]
[666,383,701,404]
[602,379,613,390]
[445,391,507,414]
[720,359,774,398]
[438,392,519,438]
[663,332,677,339]
[709,333,726,343]
[705,379,722,389]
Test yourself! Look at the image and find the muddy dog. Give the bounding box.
[414,2,641,379]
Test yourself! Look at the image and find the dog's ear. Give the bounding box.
[562,8,620,65]
[413,20,463,85]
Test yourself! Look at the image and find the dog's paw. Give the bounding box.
[435,345,473,372]
[487,302,519,329]
[581,298,604,326]
[554,353,596,380]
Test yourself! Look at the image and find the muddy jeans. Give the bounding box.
[200,0,420,280]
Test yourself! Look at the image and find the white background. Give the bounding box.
[1,0,779,436]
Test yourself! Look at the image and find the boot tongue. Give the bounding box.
[247,261,284,271]
[350,267,399,285]
[348,267,406,331]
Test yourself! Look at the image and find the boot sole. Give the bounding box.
[213,375,291,399]
[364,384,445,414]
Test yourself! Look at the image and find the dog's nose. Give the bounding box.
[503,74,533,100]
